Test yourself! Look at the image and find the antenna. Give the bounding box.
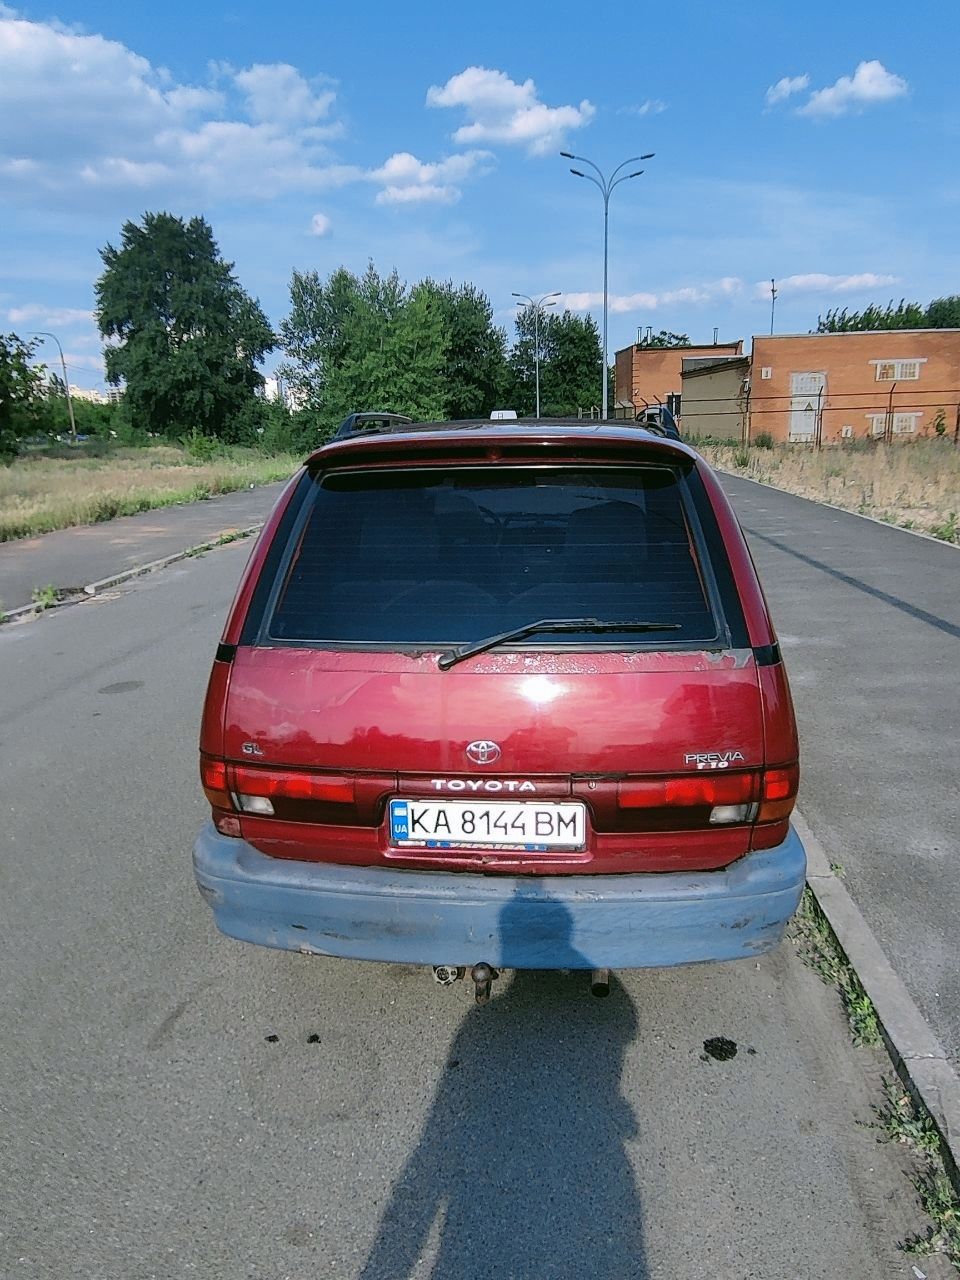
[713,326,719,345]
[770,279,778,335]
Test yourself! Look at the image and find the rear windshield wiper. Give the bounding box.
[438,618,681,670]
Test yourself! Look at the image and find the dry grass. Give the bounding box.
[0,444,300,542]
[696,440,960,543]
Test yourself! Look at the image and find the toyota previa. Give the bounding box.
[194,414,805,1002]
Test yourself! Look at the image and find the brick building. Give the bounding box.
[748,330,960,443]
[614,340,743,419]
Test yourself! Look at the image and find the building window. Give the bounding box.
[866,412,921,436]
[893,412,921,434]
[760,367,772,379]
[872,359,924,381]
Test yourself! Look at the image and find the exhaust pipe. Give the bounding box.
[591,968,611,998]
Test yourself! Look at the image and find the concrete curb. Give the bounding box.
[795,808,960,1190]
[0,523,263,626]
[713,466,959,551]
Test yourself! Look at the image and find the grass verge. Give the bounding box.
[694,439,960,544]
[872,1079,960,1268]
[0,444,298,542]
[792,887,960,1270]
[30,583,60,611]
[790,887,881,1046]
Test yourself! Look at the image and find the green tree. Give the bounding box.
[925,295,960,328]
[637,330,691,348]
[543,311,604,414]
[420,280,509,418]
[280,263,465,432]
[280,266,367,413]
[508,308,604,416]
[0,333,44,463]
[816,299,926,332]
[95,212,275,440]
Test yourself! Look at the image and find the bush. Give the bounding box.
[254,405,321,456]
[753,431,774,449]
[178,428,222,461]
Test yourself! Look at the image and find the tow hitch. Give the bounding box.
[470,963,497,1004]
[431,964,498,1002]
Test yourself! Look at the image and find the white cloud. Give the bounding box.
[765,74,809,106]
[0,12,346,200]
[566,278,743,314]
[368,150,494,205]
[61,351,105,374]
[798,61,907,118]
[427,66,594,155]
[0,15,496,212]
[753,272,898,298]
[622,99,667,116]
[233,63,335,126]
[309,212,332,236]
[7,304,94,327]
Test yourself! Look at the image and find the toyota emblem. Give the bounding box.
[465,740,501,766]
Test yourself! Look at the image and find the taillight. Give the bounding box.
[619,771,759,825]
[757,764,799,822]
[200,755,241,836]
[617,763,799,829]
[201,755,231,809]
[230,764,355,816]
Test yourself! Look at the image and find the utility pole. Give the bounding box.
[770,280,778,336]
[815,385,824,451]
[885,381,898,444]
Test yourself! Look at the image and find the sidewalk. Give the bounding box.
[719,473,960,1068]
[0,482,287,613]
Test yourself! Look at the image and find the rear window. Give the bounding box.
[262,465,727,647]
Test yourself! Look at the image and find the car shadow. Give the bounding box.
[359,889,648,1279]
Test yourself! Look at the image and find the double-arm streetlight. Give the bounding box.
[561,151,654,419]
[512,291,561,418]
[28,330,77,440]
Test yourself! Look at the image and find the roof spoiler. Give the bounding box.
[333,412,415,440]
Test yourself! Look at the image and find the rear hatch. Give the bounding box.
[203,441,791,873]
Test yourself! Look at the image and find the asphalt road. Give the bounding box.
[720,475,960,1067]
[0,543,928,1279]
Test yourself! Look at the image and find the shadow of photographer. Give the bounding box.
[359,887,648,1279]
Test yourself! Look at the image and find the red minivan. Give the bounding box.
[194,416,805,999]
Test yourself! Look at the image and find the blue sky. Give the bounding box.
[1,0,958,389]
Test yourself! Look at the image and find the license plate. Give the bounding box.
[388,798,586,851]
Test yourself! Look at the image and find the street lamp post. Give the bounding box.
[561,151,654,420]
[511,291,561,418]
[29,330,77,440]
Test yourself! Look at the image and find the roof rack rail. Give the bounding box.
[333,411,415,439]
